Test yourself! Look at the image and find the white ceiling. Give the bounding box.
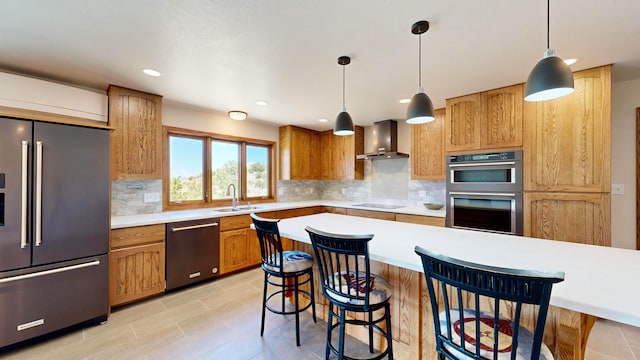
[2,0,640,131]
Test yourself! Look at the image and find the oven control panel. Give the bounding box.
[448,151,521,163]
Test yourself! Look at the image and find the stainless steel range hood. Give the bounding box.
[356,119,409,160]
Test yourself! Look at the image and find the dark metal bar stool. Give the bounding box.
[250,213,316,346]
[415,245,565,360]
[306,226,393,360]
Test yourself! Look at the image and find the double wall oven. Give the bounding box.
[445,151,523,236]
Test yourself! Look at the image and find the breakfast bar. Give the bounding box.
[277,213,640,360]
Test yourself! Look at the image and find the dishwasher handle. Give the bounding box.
[170,222,218,232]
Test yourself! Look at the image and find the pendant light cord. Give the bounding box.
[342,65,346,111]
[418,32,422,89]
[546,0,550,49]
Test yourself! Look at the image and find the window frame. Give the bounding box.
[163,126,276,211]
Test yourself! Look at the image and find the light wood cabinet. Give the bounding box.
[446,84,523,152]
[524,192,610,246]
[345,208,396,221]
[220,228,252,274]
[280,125,363,180]
[109,224,166,307]
[523,66,611,193]
[108,85,163,179]
[279,125,320,180]
[411,108,446,180]
[481,84,523,149]
[446,93,482,152]
[395,213,445,227]
[219,214,262,275]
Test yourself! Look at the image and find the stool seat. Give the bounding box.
[326,271,391,306]
[438,309,554,360]
[264,250,313,273]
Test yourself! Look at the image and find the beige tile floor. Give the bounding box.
[0,267,637,360]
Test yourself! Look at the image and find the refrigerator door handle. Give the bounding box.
[35,141,43,247]
[0,260,101,284]
[20,140,29,249]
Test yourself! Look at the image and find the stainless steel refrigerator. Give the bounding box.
[0,117,110,349]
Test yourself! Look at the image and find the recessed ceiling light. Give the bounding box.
[256,100,269,106]
[142,68,161,77]
[318,118,328,123]
[564,58,577,66]
[228,111,247,121]
[399,98,411,104]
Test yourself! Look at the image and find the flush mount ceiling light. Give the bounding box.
[228,110,247,121]
[334,56,355,136]
[406,20,435,124]
[524,0,574,102]
[142,68,161,77]
[256,100,268,106]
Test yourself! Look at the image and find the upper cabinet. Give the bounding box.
[279,125,363,180]
[446,84,523,152]
[108,85,163,179]
[279,125,320,180]
[320,127,364,180]
[523,66,611,193]
[411,108,446,180]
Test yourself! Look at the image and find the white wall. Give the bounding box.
[611,78,640,249]
[162,102,279,142]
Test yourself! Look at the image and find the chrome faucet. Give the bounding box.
[226,183,237,210]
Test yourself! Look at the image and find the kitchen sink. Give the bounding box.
[215,206,263,213]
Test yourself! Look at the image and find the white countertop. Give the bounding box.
[277,213,640,328]
[111,200,445,229]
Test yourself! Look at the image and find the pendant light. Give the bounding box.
[334,56,355,136]
[406,20,435,124]
[524,0,574,101]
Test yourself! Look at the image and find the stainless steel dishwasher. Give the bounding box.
[165,218,220,291]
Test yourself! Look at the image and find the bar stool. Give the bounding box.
[415,245,564,360]
[250,213,316,346]
[306,226,393,360]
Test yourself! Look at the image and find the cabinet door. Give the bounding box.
[524,192,610,246]
[446,93,482,152]
[411,108,446,180]
[108,85,162,179]
[247,229,262,265]
[320,131,335,180]
[220,229,250,274]
[523,66,611,192]
[109,243,165,307]
[481,84,523,149]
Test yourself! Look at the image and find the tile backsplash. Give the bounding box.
[112,159,445,216]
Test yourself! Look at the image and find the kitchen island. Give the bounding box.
[277,213,640,360]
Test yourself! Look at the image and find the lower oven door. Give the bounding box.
[446,192,522,236]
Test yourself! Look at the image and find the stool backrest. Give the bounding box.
[250,213,284,272]
[305,226,375,309]
[414,246,564,360]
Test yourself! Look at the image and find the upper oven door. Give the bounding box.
[447,160,522,192]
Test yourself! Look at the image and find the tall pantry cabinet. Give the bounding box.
[523,65,611,245]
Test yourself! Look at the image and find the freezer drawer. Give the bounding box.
[166,218,220,291]
[0,254,108,349]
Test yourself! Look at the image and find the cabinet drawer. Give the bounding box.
[219,215,252,232]
[111,224,165,249]
[345,209,396,221]
[395,214,445,227]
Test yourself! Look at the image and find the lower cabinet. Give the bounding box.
[109,224,166,307]
[395,213,445,227]
[345,208,396,221]
[219,215,262,275]
[523,192,610,246]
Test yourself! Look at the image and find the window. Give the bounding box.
[164,127,274,209]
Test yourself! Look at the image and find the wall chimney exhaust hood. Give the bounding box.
[356,119,409,160]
